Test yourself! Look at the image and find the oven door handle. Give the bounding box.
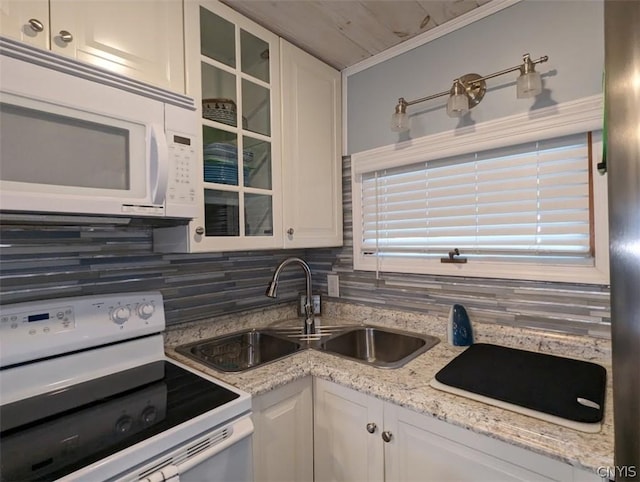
[141,416,253,482]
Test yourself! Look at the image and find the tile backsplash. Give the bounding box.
[0,220,309,325]
[0,155,610,336]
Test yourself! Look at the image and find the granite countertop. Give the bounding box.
[163,302,614,475]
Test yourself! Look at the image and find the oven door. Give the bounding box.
[116,415,253,482]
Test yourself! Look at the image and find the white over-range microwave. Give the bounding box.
[0,36,199,219]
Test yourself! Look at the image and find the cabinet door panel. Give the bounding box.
[253,377,313,482]
[0,0,49,49]
[314,379,384,482]
[384,403,572,482]
[387,421,555,481]
[49,0,185,92]
[281,40,342,248]
[169,0,282,252]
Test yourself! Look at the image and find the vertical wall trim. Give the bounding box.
[341,69,348,156]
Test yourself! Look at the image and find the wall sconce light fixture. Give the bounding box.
[390,53,549,132]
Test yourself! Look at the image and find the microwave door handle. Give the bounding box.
[150,124,169,205]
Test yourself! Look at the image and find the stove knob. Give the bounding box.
[115,415,133,434]
[137,302,155,320]
[141,406,158,424]
[110,306,131,325]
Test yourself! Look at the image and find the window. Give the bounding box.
[352,96,608,284]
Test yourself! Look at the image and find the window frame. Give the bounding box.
[351,95,609,285]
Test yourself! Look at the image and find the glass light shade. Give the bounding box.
[517,71,542,98]
[446,93,469,118]
[390,112,410,132]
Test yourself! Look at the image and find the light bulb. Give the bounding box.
[446,93,469,118]
[446,79,469,118]
[390,112,409,132]
[390,97,409,132]
[517,71,542,98]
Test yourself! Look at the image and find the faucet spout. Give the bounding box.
[265,280,278,298]
[266,257,315,335]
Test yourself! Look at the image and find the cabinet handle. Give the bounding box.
[287,228,294,236]
[58,30,73,43]
[28,19,44,33]
[381,431,393,443]
[195,226,205,235]
[366,423,377,434]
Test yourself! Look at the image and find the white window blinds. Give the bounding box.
[361,132,593,262]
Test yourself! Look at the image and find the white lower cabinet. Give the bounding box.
[314,378,602,482]
[252,376,314,482]
[314,378,384,482]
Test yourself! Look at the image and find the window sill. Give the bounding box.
[354,256,609,285]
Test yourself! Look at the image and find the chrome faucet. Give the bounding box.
[265,257,315,335]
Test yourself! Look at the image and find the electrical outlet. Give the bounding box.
[327,274,339,297]
[299,294,321,316]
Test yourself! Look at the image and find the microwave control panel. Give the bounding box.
[167,132,197,207]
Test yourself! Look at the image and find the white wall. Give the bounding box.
[346,0,604,154]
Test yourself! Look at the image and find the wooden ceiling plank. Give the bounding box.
[358,1,436,40]
[221,0,484,69]
[313,1,401,55]
[416,0,480,27]
[222,0,371,69]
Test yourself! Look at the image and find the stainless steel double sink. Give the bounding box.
[176,325,440,372]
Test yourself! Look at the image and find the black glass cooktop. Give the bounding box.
[0,361,240,482]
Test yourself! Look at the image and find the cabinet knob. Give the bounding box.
[381,431,393,443]
[287,228,294,236]
[366,422,377,434]
[27,18,44,33]
[58,30,73,43]
[195,226,205,235]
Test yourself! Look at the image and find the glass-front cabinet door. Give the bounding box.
[178,0,282,251]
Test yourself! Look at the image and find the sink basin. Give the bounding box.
[319,326,439,368]
[176,329,303,372]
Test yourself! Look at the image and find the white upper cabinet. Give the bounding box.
[281,39,343,248]
[0,0,185,92]
[0,0,49,49]
[157,0,284,252]
[154,1,342,253]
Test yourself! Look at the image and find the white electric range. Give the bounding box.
[0,292,253,481]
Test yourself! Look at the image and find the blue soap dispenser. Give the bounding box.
[448,304,474,346]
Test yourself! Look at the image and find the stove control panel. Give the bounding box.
[0,304,76,336]
[0,291,165,367]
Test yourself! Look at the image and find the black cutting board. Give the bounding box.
[435,343,606,423]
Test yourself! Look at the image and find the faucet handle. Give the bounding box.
[304,316,316,336]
